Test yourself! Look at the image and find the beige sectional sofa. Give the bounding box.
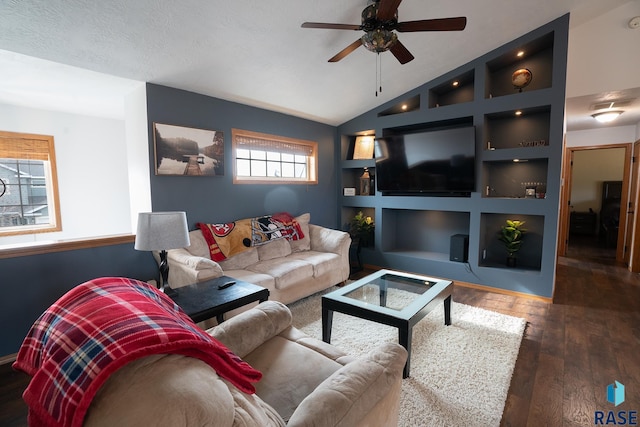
[165,213,351,305]
[86,301,407,426]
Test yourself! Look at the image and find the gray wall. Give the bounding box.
[0,244,158,356]
[146,84,339,228]
[0,85,339,357]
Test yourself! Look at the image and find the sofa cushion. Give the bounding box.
[218,270,275,290]
[289,213,311,253]
[287,343,407,427]
[185,229,211,258]
[257,239,292,261]
[286,251,341,278]
[244,335,343,423]
[247,259,314,290]
[218,247,259,270]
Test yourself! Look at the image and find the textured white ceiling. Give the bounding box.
[0,0,638,129]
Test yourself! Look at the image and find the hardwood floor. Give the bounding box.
[1,237,638,426]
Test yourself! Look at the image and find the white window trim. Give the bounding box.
[0,130,62,237]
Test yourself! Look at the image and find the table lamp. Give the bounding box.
[135,211,190,294]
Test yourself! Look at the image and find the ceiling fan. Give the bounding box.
[301,0,467,64]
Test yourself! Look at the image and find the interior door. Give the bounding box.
[627,141,640,270]
[557,144,572,257]
[559,144,631,263]
[616,145,632,264]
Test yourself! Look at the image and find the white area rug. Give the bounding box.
[288,289,526,427]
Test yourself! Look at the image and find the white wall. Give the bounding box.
[567,1,640,98]
[124,84,152,232]
[0,103,133,245]
[566,125,637,147]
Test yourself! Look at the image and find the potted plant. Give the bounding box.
[350,211,375,247]
[499,220,526,267]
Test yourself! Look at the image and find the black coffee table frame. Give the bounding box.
[322,269,452,378]
[169,275,269,324]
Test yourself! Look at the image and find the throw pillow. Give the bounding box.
[289,213,311,252]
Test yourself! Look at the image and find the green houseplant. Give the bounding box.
[350,211,375,247]
[499,220,526,267]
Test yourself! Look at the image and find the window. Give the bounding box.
[0,131,61,236]
[232,129,318,184]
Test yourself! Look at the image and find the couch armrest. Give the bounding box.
[209,301,293,359]
[308,224,351,282]
[308,224,351,255]
[164,248,223,288]
[287,342,407,427]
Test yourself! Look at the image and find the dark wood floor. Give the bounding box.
[1,235,638,426]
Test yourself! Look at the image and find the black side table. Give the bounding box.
[169,276,269,324]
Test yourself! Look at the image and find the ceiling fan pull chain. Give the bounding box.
[375,53,379,97]
[379,53,383,94]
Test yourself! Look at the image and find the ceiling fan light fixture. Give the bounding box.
[592,110,624,123]
[362,29,398,52]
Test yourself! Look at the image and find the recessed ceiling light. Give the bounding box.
[452,81,459,87]
[401,104,407,110]
[592,111,623,123]
[515,110,523,116]
[517,51,525,57]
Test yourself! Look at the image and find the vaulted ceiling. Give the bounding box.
[0,0,638,130]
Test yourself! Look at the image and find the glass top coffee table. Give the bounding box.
[322,269,453,378]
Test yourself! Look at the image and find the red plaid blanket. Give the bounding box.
[13,277,262,427]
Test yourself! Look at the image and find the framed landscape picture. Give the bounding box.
[153,123,224,176]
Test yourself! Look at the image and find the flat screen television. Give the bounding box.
[375,126,476,196]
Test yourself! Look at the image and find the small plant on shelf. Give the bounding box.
[350,211,375,247]
[499,219,526,267]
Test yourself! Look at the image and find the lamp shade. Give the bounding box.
[134,211,190,251]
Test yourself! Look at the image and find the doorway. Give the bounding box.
[559,144,631,264]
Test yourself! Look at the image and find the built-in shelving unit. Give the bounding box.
[429,70,474,108]
[337,15,569,298]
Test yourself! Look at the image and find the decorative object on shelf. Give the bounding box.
[350,211,375,248]
[153,122,224,176]
[518,139,548,147]
[521,181,545,198]
[135,211,191,294]
[343,187,356,196]
[353,135,375,159]
[512,68,532,92]
[369,172,375,195]
[360,168,371,195]
[525,185,536,198]
[499,219,526,267]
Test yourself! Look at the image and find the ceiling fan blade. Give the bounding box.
[301,22,361,30]
[377,0,402,21]
[329,39,363,62]
[397,17,467,32]
[390,40,414,64]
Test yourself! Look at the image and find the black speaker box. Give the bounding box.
[450,234,469,262]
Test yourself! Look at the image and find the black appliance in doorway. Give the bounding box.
[600,181,622,248]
